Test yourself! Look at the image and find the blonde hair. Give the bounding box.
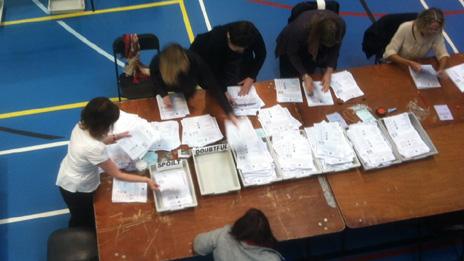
[159,43,190,86]
[415,8,444,32]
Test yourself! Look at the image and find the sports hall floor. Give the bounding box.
[0,0,463,260]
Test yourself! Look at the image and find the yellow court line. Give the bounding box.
[0,98,121,119]
[178,0,195,43]
[1,0,178,26]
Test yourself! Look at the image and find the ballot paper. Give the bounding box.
[271,130,319,179]
[305,121,358,172]
[117,123,160,160]
[228,117,278,186]
[258,105,302,137]
[154,168,193,209]
[330,70,364,102]
[409,65,441,89]
[181,115,223,147]
[156,93,190,120]
[326,112,348,129]
[304,81,334,107]
[445,63,464,92]
[383,113,430,158]
[112,179,147,203]
[150,121,181,151]
[346,122,396,168]
[274,78,303,103]
[227,86,265,116]
[433,104,454,121]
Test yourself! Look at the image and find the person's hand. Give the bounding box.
[321,72,331,93]
[146,178,159,191]
[162,95,173,108]
[409,61,422,72]
[238,77,254,96]
[437,70,449,80]
[114,131,130,141]
[227,113,240,127]
[225,92,236,105]
[302,74,314,95]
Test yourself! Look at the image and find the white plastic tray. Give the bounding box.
[48,0,85,14]
[192,144,241,195]
[149,159,198,213]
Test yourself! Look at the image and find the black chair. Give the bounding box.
[112,33,160,101]
[288,0,340,23]
[47,227,98,261]
[360,0,417,63]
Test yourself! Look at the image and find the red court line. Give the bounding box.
[248,0,464,17]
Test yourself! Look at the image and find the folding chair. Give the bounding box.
[112,33,160,101]
[288,0,340,23]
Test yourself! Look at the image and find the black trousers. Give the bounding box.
[59,187,96,229]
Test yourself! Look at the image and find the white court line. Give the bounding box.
[459,0,464,8]
[32,0,125,67]
[0,141,69,156]
[198,0,212,31]
[419,0,459,54]
[0,209,69,225]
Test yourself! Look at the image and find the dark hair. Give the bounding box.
[228,21,257,48]
[230,208,277,247]
[80,97,120,138]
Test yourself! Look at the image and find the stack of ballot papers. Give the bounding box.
[154,167,194,210]
[258,105,302,137]
[330,70,364,102]
[271,130,320,179]
[445,63,464,92]
[274,78,303,103]
[383,113,431,158]
[305,121,359,172]
[156,93,190,120]
[181,114,223,147]
[112,179,147,203]
[409,65,441,89]
[346,122,397,169]
[227,86,265,116]
[304,81,335,107]
[149,121,181,151]
[227,117,278,186]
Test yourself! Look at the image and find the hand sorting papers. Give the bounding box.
[409,64,441,89]
[181,114,223,147]
[258,105,302,137]
[157,93,190,120]
[445,63,464,93]
[150,121,181,151]
[274,78,303,103]
[304,81,334,107]
[227,86,265,116]
[330,70,364,102]
[112,179,147,203]
[383,113,430,158]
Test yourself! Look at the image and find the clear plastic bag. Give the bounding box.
[407,98,430,121]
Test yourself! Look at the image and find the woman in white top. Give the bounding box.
[383,8,449,78]
[56,97,158,228]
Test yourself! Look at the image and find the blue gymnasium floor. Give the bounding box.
[0,0,463,260]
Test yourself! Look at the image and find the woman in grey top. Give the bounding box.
[194,208,283,261]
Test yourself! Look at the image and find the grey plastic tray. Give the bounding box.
[48,0,85,14]
[192,144,241,195]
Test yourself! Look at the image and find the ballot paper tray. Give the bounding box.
[48,0,85,14]
[192,144,241,195]
[149,159,198,213]
[379,112,438,162]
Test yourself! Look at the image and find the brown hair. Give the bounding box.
[415,8,444,33]
[80,97,119,139]
[307,16,343,59]
[230,208,277,247]
[159,43,190,86]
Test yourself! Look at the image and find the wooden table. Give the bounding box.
[94,86,345,261]
[296,54,464,228]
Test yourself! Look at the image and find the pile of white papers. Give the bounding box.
[330,70,364,102]
[383,113,430,158]
[304,81,334,107]
[112,179,147,203]
[227,117,278,186]
[271,130,319,179]
[154,168,193,209]
[305,121,358,172]
[445,63,464,92]
[346,122,396,168]
[181,114,223,147]
[326,112,348,129]
[274,78,303,103]
[156,93,190,120]
[227,86,265,116]
[149,121,181,151]
[409,65,441,89]
[258,105,302,137]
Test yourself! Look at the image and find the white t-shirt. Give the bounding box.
[56,124,109,193]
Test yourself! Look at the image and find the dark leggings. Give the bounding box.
[59,187,96,229]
